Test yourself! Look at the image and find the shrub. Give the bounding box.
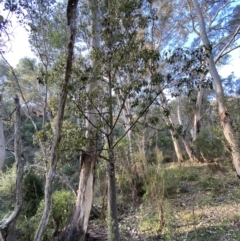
[23,171,44,217]
[17,190,76,241]
[0,166,16,219]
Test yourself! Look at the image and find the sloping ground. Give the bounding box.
[88,161,240,240]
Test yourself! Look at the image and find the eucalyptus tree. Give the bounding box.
[190,0,240,176]
[59,0,165,240]
[182,0,240,141]
[143,0,201,162]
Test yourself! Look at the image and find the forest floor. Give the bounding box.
[87,160,240,241]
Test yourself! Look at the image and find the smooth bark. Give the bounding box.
[169,128,184,163]
[177,97,200,162]
[192,75,204,142]
[160,94,184,163]
[0,95,5,170]
[192,0,240,176]
[107,147,119,241]
[107,69,120,241]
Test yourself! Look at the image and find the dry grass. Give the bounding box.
[124,160,240,240]
[90,160,240,240]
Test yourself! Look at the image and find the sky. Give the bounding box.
[3,17,36,66]
[2,11,240,78]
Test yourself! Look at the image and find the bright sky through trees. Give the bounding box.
[2,7,240,77]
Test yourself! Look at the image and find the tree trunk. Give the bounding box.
[192,75,204,142]
[58,1,101,240]
[106,67,120,241]
[160,93,184,163]
[192,0,240,176]
[0,95,24,241]
[107,146,120,241]
[117,95,134,167]
[34,1,79,241]
[0,118,5,171]
[169,128,184,163]
[177,97,200,162]
[0,95,5,171]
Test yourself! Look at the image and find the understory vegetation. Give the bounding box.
[1,150,240,240]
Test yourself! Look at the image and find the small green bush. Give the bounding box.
[23,171,44,217]
[199,176,224,194]
[0,166,16,219]
[17,190,76,241]
[194,127,224,160]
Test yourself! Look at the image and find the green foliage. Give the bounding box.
[194,126,225,160]
[23,171,44,217]
[138,205,160,234]
[0,166,16,219]
[199,176,224,194]
[17,190,75,241]
[143,164,200,201]
[51,190,75,222]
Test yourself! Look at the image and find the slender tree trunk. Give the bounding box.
[192,75,204,142]
[192,0,240,176]
[141,131,147,170]
[34,1,79,241]
[124,113,134,166]
[107,69,120,241]
[0,95,5,171]
[0,95,23,241]
[42,76,48,127]
[117,95,134,167]
[58,1,101,241]
[0,118,5,171]
[160,93,184,163]
[169,128,184,163]
[165,117,184,164]
[177,97,200,162]
[107,143,120,241]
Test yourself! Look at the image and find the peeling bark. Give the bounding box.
[58,1,101,240]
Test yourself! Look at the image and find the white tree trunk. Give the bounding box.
[177,97,199,162]
[73,0,101,238]
[192,0,240,176]
[117,95,134,166]
[0,95,5,171]
[192,75,204,142]
[160,94,184,163]
[169,128,184,163]
[167,107,184,163]
[59,1,101,240]
[0,119,5,171]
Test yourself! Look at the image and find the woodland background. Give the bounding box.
[0,0,240,240]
